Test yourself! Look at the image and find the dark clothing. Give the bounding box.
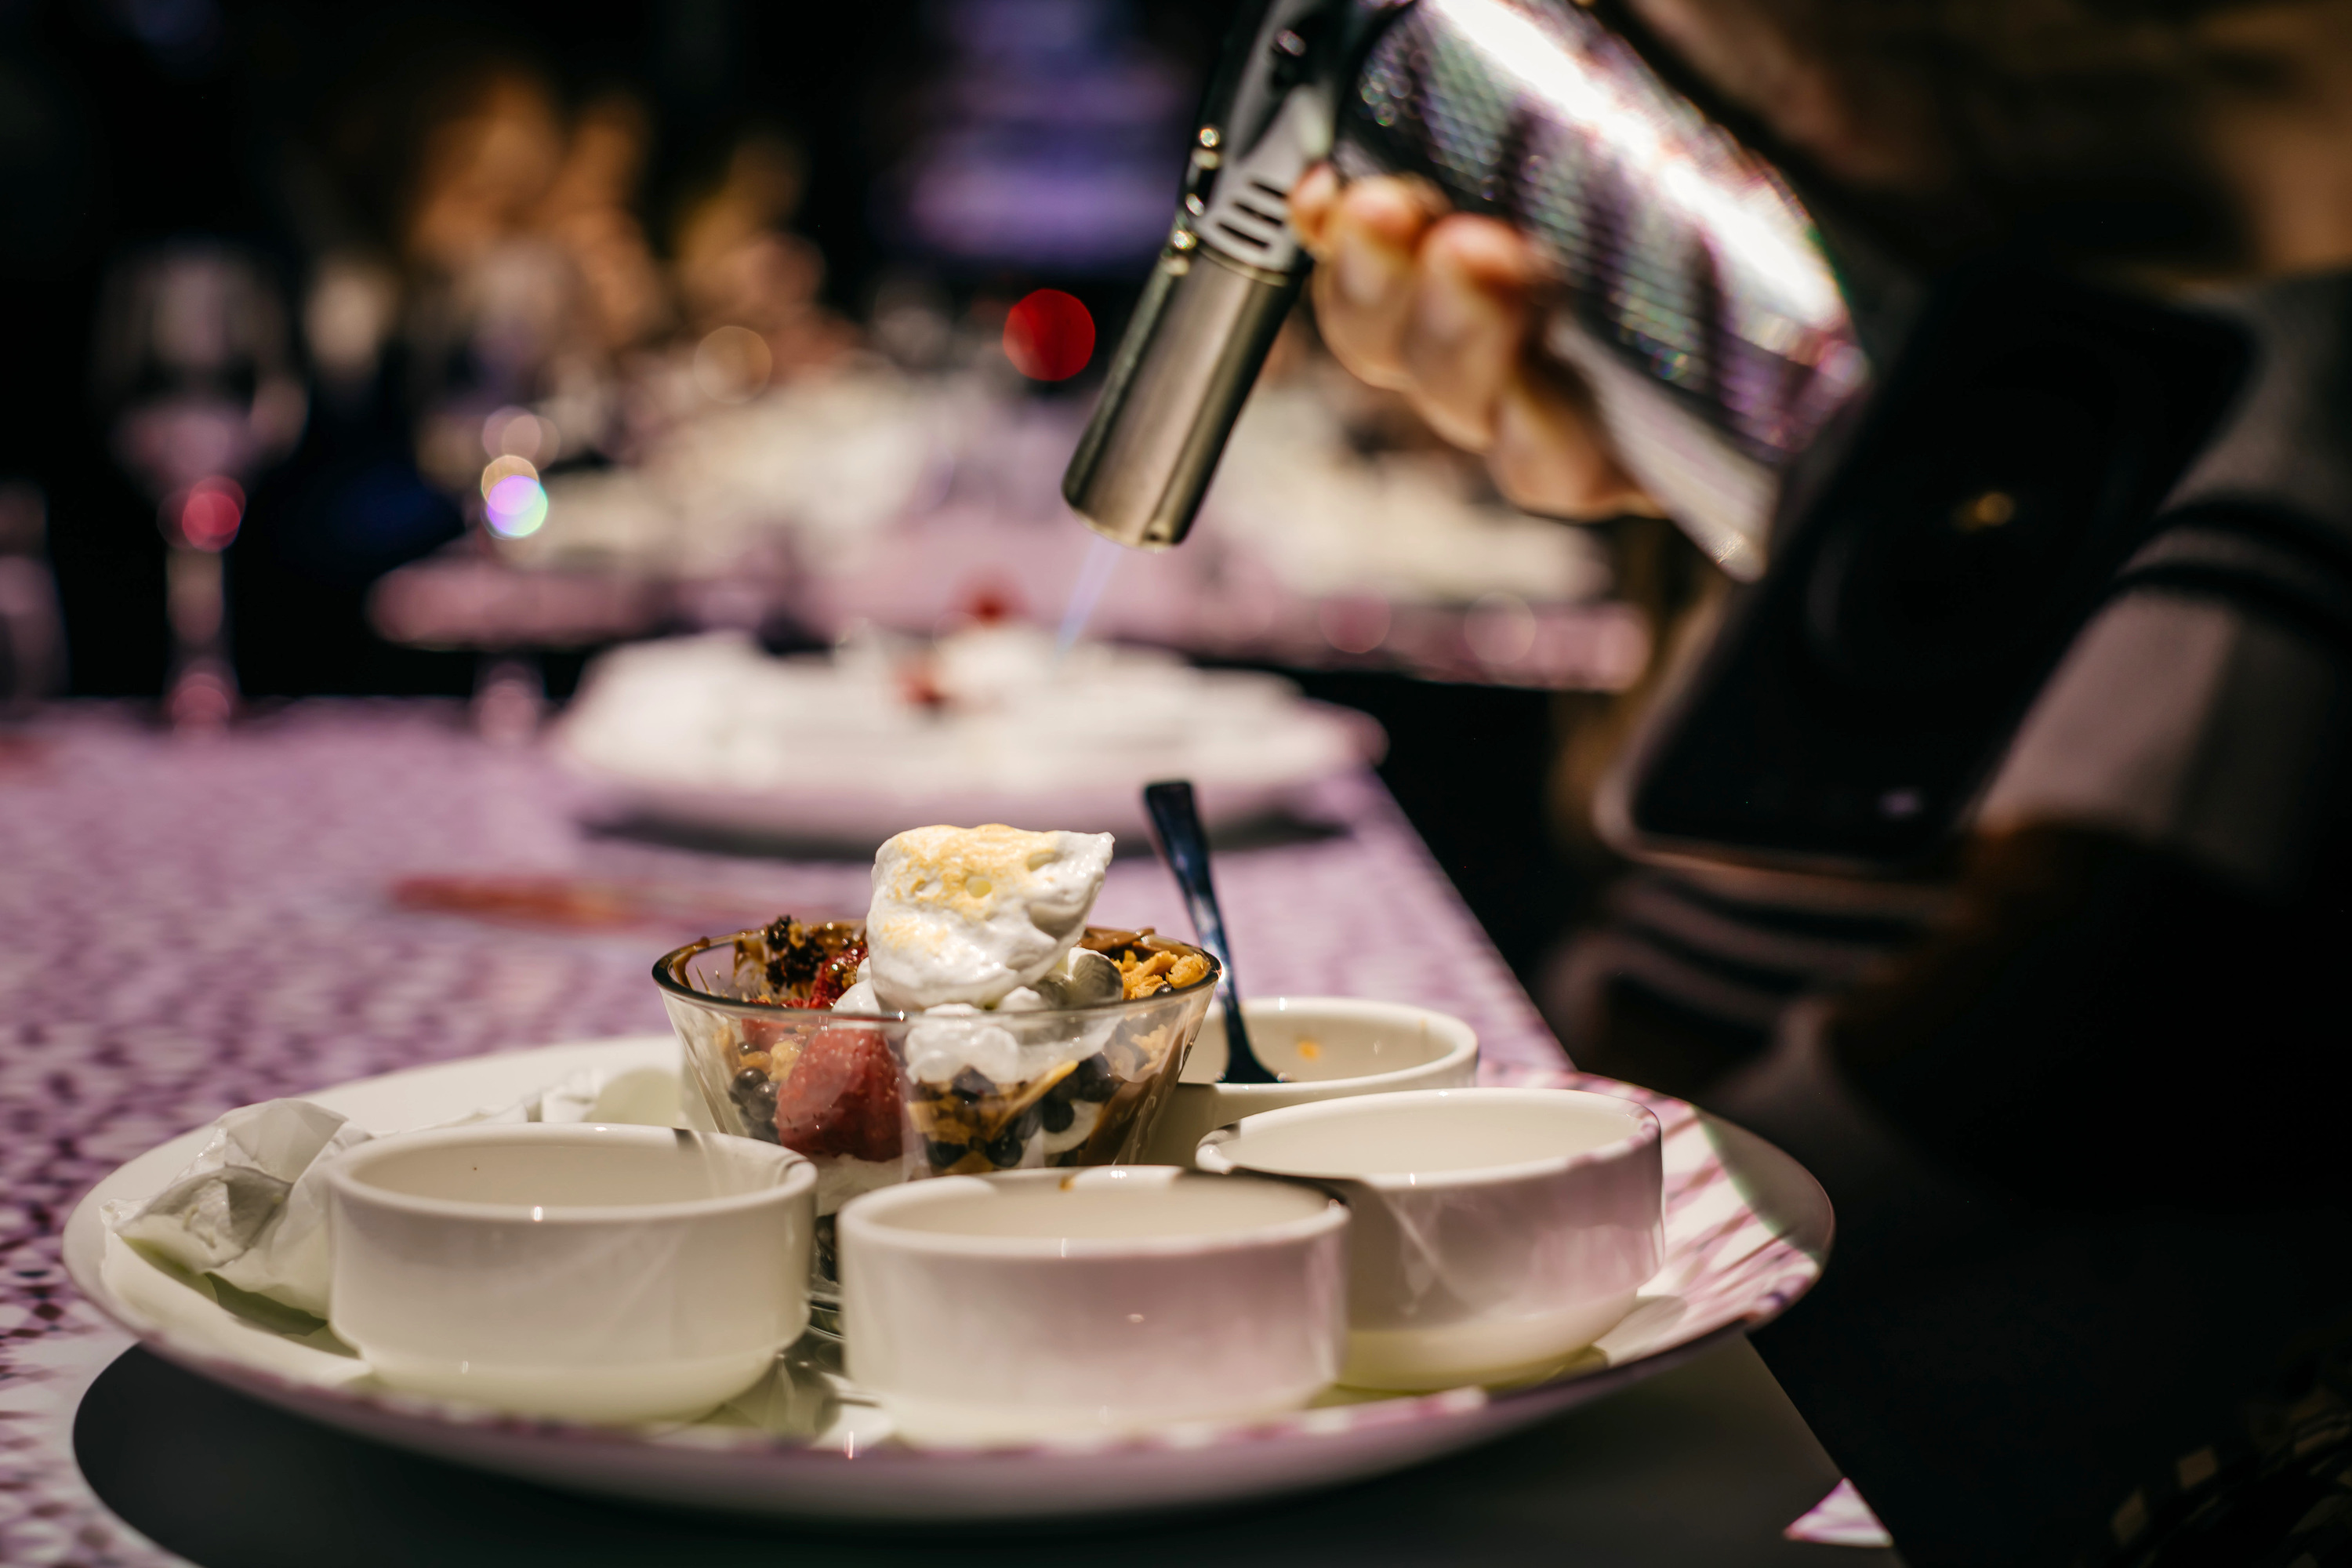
[1579,271,2352,1564]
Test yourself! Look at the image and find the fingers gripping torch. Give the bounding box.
[1062,0,1865,579]
[1062,0,2246,875]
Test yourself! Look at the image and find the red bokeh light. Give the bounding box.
[957,578,1025,625]
[174,477,246,552]
[1002,290,1095,382]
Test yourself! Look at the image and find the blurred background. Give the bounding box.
[0,0,1699,1014]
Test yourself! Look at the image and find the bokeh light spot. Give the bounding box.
[1317,593,1391,655]
[481,454,538,499]
[484,474,548,538]
[693,325,774,404]
[1465,592,1537,666]
[1002,290,1094,382]
[175,477,245,552]
[482,406,554,463]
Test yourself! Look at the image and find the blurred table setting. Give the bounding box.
[378,358,1650,699]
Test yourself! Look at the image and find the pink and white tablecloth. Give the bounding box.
[0,702,1566,1567]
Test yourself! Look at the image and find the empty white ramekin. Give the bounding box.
[838,1167,1347,1443]
[1198,1088,1662,1390]
[1139,997,1479,1167]
[325,1123,815,1423]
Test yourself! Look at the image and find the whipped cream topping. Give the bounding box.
[863,824,1113,1011]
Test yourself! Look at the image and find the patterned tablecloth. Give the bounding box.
[0,702,1566,1567]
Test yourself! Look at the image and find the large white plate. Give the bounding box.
[64,1036,1830,1523]
[554,648,1387,849]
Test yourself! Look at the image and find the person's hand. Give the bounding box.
[1288,164,1655,520]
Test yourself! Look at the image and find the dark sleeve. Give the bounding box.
[1827,505,2352,1209]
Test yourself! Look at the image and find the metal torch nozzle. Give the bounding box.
[1062,0,1342,550]
[1062,243,1304,550]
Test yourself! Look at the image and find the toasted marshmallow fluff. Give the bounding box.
[865,825,1113,1009]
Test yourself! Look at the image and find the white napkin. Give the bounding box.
[1784,1479,1894,1548]
[103,1065,670,1319]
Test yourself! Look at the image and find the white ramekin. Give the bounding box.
[1197,1088,1662,1390]
[838,1166,1348,1443]
[325,1123,815,1423]
[1139,997,1479,1167]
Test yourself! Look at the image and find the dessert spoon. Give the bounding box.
[1142,779,1278,1084]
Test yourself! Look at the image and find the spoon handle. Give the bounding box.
[1142,780,1278,1084]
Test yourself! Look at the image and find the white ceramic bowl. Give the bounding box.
[1138,997,1479,1167]
[1197,1088,1663,1391]
[838,1167,1347,1443]
[325,1123,815,1423]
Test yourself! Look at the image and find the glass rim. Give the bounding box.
[652,922,1223,1025]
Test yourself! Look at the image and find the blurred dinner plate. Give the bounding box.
[64,1036,1828,1523]
[550,630,1385,850]
[561,747,1377,851]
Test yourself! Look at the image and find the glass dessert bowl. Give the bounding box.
[657,917,1221,1213]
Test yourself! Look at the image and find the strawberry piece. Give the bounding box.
[773,1025,903,1162]
[800,943,866,1011]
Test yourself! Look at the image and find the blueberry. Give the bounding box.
[1040,1096,1075,1133]
[951,1067,994,1102]
[984,1126,1028,1167]
[1070,1054,1120,1102]
[924,1138,968,1169]
[730,1069,779,1132]
[731,1075,778,1139]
